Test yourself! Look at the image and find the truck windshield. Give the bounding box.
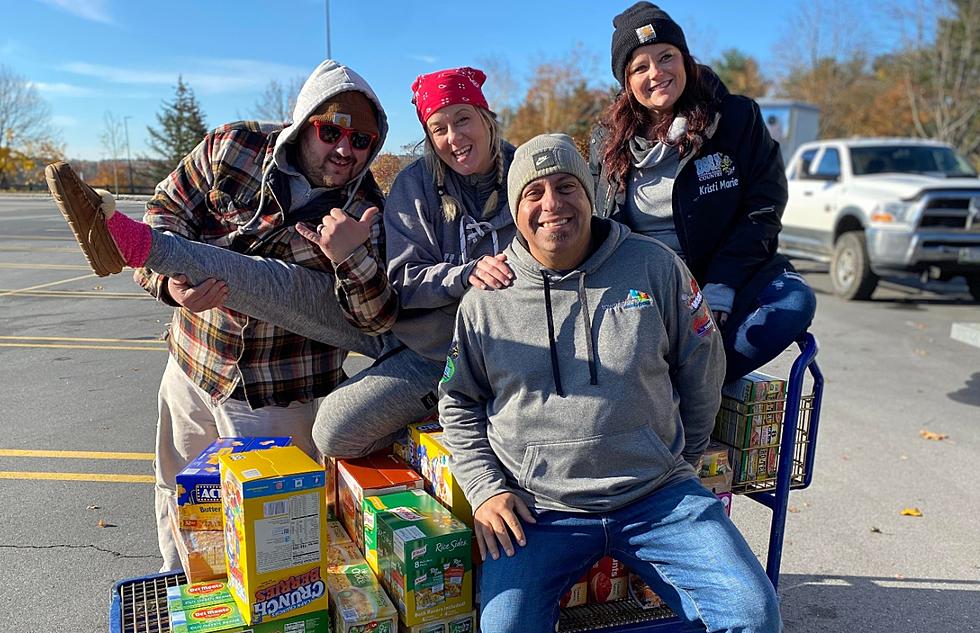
[850,146,977,178]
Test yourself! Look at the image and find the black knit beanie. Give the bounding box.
[610,2,688,87]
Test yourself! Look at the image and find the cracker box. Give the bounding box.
[559,574,587,608]
[176,436,291,530]
[721,371,786,404]
[168,496,226,582]
[169,602,246,632]
[416,431,473,527]
[219,446,328,625]
[628,573,666,610]
[400,610,476,633]
[376,504,473,626]
[587,557,628,604]
[327,542,398,633]
[363,489,446,574]
[337,453,423,553]
[167,580,235,614]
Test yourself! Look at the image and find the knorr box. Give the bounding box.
[327,542,397,633]
[375,505,472,626]
[176,436,291,530]
[721,371,786,405]
[336,453,423,553]
[363,489,445,574]
[416,432,473,527]
[219,446,328,625]
[400,610,476,633]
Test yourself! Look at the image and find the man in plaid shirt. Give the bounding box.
[133,61,396,571]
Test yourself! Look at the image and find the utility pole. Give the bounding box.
[123,116,135,194]
[325,0,332,59]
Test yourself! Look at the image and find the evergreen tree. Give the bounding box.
[146,76,207,180]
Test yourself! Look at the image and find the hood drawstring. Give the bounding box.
[541,272,565,397]
[578,274,598,386]
[459,215,499,265]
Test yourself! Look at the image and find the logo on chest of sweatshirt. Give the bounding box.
[695,152,738,195]
[602,288,653,311]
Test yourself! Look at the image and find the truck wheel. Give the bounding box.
[831,231,878,300]
[966,275,980,302]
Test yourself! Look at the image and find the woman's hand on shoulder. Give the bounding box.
[468,253,513,290]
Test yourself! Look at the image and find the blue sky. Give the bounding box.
[3,0,908,160]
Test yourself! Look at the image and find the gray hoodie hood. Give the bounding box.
[272,60,388,207]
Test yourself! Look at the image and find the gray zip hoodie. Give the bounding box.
[438,218,725,514]
[384,143,517,362]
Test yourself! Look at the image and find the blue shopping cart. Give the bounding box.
[109,334,823,633]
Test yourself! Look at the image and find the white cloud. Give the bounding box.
[37,0,115,25]
[60,58,309,95]
[409,54,438,65]
[51,114,78,127]
[30,81,97,97]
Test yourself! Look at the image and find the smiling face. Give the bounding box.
[296,120,373,188]
[626,43,687,115]
[425,104,494,177]
[516,173,593,270]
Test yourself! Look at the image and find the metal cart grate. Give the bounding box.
[559,601,683,632]
[110,572,185,633]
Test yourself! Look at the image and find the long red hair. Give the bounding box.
[600,53,716,191]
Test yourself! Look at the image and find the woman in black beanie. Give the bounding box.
[590,1,816,382]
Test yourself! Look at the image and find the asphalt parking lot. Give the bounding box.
[1,193,978,632]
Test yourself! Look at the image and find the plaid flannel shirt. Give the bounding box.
[134,121,397,408]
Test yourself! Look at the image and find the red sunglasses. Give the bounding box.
[311,120,378,151]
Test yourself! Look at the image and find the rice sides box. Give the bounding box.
[721,371,786,404]
[176,437,291,530]
[399,610,476,633]
[336,453,423,553]
[327,542,398,633]
[363,489,445,574]
[376,504,473,626]
[219,446,328,625]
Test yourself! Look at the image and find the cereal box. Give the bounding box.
[400,610,476,633]
[375,504,473,626]
[167,581,235,614]
[363,489,446,574]
[168,496,226,583]
[559,575,587,608]
[327,542,398,633]
[219,446,328,625]
[416,431,473,527]
[699,441,734,495]
[405,419,443,472]
[176,437,291,530]
[721,371,786,404]
[337,453,423,553]
[588,557,628,604]
[716,491,733,517]
[169,602,245,632]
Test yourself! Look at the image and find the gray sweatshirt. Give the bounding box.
[438,219,725,514]
[384,143,517,361]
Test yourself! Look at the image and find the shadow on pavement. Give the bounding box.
[778,573,979,632]
[947,371,980,407]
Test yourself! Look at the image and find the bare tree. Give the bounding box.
[0,64,62,187]
[252,76,306,123]
[100,111,126,194]
[771,0,875,82]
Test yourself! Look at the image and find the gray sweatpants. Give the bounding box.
[143,230,444,458]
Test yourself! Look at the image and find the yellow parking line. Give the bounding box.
[0,263,90,270]
[0,273,97,298]
[0,449,154,460]
[0,472,154,484]
[0,289,147,298]
[0,343,167,351]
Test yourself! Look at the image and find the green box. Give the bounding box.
[376,504,472,626]
[400,610,476,633]
[170,603,330,633]
[166,581,235,614]
[363,489,446,574]
[721,371,786,404]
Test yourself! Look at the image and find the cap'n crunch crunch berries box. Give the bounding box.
[219,446,328,625]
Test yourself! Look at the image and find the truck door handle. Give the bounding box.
[803,191,813,196]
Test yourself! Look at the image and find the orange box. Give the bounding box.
[336,452,423,553]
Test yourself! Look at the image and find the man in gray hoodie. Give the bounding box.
[439,134,782,632]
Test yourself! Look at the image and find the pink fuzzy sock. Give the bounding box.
[105,211,152,267]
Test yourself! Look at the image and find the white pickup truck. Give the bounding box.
[780,138,980,300]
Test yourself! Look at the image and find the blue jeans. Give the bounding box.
[479,478,781,633]
[724,271,816,381]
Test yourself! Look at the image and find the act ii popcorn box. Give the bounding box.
[176,436,291,530]
[219,446,328,625]
[376,504,472,626]
[336,452,423,553]
[327,542,398,633]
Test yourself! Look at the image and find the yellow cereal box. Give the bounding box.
[416,431,473,527]
[219,446,328,625]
